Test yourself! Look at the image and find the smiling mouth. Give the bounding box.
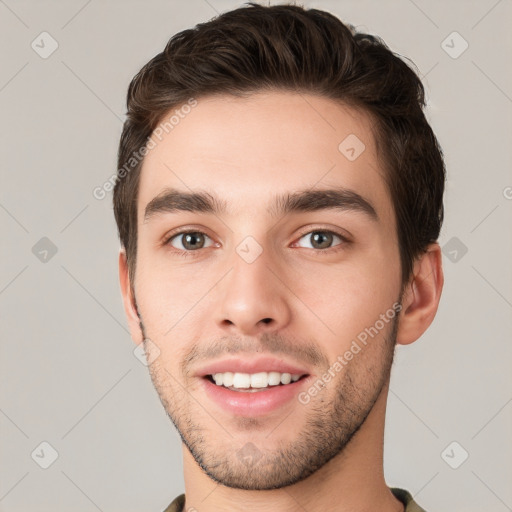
[204,371,309,392]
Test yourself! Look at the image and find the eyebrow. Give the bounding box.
[143,187,378,222]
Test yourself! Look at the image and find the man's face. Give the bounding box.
[131,92,403,489]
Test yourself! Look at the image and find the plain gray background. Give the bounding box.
[1,0,511,511]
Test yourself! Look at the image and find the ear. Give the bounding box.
[118,248,144,345]
[396,242,444,345]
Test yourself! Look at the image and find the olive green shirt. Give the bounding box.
[162,487,426,511]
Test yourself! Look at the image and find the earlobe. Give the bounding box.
[396,243,444,345]
[118,248,144,345]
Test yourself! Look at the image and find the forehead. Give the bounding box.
[138,92,393,225]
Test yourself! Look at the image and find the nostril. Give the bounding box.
[261,318,272,324]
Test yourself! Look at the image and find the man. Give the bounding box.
[113,3,445,511]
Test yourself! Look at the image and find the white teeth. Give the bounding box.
[268,371,281,386]
[222,372,234,387]
[281,373,292,385]
[232,373,251,388]
[211,371,304,389]
[250,372,269,388]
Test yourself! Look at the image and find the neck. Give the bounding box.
[181,381,403,512]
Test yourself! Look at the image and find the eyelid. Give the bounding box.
[162,226,349,242]
[163,227,216,248]
[291,227,351,253]
[162,225,214,242]
[294,225,352,243]
[162,225,351,255]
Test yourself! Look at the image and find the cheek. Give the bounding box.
[135,252,215,341]
[291,251,400,346]
[136,234,239,356]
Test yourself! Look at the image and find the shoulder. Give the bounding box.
[162,493,185,512]
[390,487,428,512]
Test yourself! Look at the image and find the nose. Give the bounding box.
[214,246,292,336]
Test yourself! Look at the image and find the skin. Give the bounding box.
[119,91,443,512]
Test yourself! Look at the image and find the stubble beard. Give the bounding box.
[139,313,399,491]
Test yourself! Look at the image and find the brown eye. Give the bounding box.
[168,231,213,251]
[296,230,343,250]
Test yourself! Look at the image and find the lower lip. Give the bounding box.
[200,376,311,417]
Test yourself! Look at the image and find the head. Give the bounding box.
[114,2,444,490]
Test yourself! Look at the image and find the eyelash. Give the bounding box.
[163,227,350,258]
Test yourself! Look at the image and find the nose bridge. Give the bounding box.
[214,234,291,335]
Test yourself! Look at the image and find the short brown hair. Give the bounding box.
[113,2,445,288]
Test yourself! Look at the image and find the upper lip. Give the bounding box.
[195,356,312,377]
